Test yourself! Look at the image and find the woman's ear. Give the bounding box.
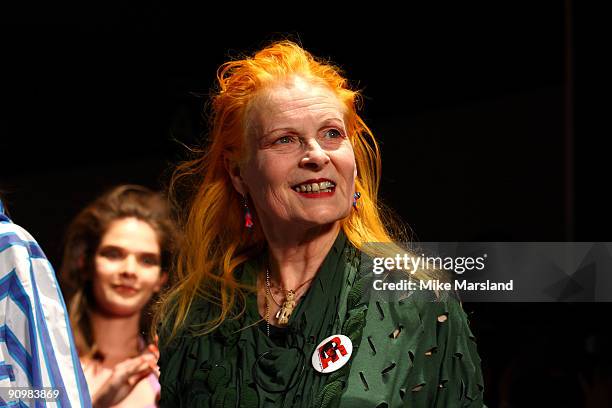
[224,155,247,196]
[77,254,85,270]
[154,272,169,293]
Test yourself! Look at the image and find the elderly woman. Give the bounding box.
[156,41,485,407]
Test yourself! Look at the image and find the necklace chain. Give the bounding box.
[266,268,314,295]
[264,268,272,337]
[264,268,314,335]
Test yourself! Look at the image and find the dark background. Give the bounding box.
[2,2,610,407]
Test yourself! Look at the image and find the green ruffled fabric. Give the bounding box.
[158,232,486,407]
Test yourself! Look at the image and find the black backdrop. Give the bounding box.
[2,2,609,407]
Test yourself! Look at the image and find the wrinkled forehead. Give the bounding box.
[245,77,348,135]
[260,76,344,109]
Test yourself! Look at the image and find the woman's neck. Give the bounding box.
[264,222,341,291]
[90,310,141,366]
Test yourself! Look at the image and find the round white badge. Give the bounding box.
[311,334,353,373]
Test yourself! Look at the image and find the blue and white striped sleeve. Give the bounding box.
[0,204,91,407]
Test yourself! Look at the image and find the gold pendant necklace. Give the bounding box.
[275,289,296,325]
[265,268,313,328]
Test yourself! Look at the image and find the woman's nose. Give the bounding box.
[121,255,138,276]
[299,140,330,170]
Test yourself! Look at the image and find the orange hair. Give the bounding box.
[155,40,416,342]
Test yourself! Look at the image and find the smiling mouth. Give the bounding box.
[112,285,138,296]
[291,180,336,194]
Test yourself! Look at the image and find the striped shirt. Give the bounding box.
[0,200,91,407]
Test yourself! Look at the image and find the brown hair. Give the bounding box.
[60,185,177,358]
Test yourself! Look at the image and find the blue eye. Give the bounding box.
[324,129,342,139]
[275,136,294,144]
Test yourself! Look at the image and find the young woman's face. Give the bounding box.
[92,217,166,317]
[232,77,357,234]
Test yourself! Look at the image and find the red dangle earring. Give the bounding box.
[352,192,361,210]
[243,195,254,229]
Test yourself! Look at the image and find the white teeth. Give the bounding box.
[294,181,336,193]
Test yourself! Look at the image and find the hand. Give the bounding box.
[92,353,158,408]
[147,335,161,378]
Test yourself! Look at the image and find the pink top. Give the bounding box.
[81,338,160,407]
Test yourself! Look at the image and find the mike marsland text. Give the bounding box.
[373,279,514,291]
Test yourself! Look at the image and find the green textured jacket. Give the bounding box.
[158,232,486,407]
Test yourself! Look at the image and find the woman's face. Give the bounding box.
[232,77,357,234]
[92,217,166,317]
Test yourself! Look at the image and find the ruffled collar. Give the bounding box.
[198,229,369,408]
[240,230,348,329]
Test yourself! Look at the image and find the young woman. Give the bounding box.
[61,185,177,407]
